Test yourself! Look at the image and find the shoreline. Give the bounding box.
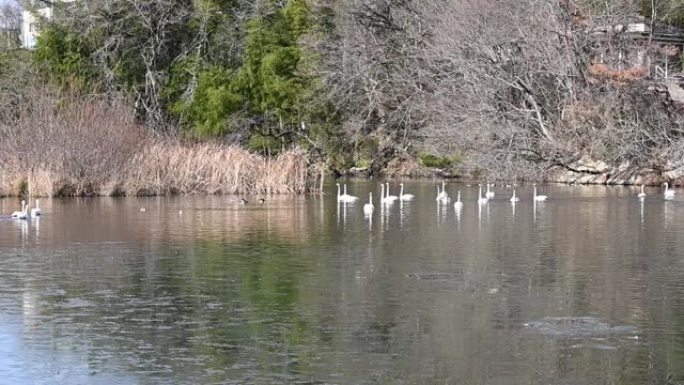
[1,168,678,199]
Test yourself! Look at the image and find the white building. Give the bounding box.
[20,4,49,48]
[20,0,74,49]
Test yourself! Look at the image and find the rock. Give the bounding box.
[570,155,611,174]
[346,167,371,178]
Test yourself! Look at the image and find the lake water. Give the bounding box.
[1,182,684,384]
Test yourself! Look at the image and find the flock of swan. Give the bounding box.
[337,181,678,216]
[9,199,42,220]
[3,182,677,220]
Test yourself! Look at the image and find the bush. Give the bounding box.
[419,153,454,168]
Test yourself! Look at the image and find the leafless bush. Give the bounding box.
[0,86,315,196]
[0,87,144,196]
[322,0,684,180]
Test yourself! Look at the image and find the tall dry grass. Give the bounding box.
[123,142,310,196]
[0,88,315,197]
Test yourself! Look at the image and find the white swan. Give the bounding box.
[363,192,374,215]
[30,199,42,217]
[337,183,359,202]
[436,181,449,203]
[478,184,488,204]
[11,200,28,220]
[380,183,393,204]
[384,183,399,202]
[637,184,646,199]
[510,188,520,203]
[399,183,415,201]
[485,183,495,199]
[664,182,675,200]
[453,191,463,209]
[533,184,548,202]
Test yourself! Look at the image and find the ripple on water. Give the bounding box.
[524,316,638,338]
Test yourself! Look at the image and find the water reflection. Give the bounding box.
[1,184,684,384]
[511,200,516,222]
[437,201,448,226]
[454,204,462,229]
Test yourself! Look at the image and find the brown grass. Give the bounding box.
[0,88,315,197]
[122,142,310,196]
[588,63,648,83]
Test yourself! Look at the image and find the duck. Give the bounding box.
[259,198,265,204]
[239,198,248,205]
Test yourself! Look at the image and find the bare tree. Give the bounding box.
[321,0,684,178]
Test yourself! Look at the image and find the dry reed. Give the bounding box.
[0,88,315,197]
[123,142,310,196]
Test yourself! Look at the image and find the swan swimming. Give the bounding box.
[664,182,675,200]
[637,184,646,199]
[478,184,489,204]
[453,191,463,209]
[399,183,415,201]
[485,183,495,199]
[384,183,399,202]
[436,181,449,203]
[30,199,42,217]
[380,184,394,204]
[11,200,28,220]
[336,183,359,202]
[363,192,374,215]
[533,184,548,202]
[510,189,520,203]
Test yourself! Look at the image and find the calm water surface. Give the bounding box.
[1,182,684,384]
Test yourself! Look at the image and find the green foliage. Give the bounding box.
[33,24,97,91]
[29,0,340,153]
[230,0,312,133]
[419,153,457,168]
[171,65,244,137]
[355,137,379,168]
[236,0,311,118]
[17,179,28,198]
[164,0,320,140]
[248,133,282,154]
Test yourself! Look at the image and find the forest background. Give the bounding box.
[1,0,684,196]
